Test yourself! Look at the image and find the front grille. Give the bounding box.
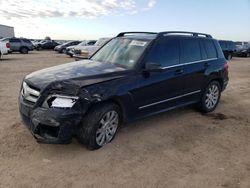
[22,82,40,104]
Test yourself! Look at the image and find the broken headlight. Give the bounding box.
[43,95,79,108]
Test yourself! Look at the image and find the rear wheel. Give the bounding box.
[20,47,28,54]
[77,103,121,150]
[199,81,221,113]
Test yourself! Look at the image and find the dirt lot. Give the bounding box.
[0,51,250,188]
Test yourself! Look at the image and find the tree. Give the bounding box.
[45,36,51,40]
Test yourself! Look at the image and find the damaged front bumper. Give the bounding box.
[19,99,82,144]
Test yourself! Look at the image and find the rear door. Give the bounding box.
[133,37,185,115]
[9,38,21,51]
[182,38,218,101]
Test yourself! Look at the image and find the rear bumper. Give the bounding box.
[19,99,82,144]
[222,79,228,91]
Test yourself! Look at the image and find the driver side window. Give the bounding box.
[146,38,180,67]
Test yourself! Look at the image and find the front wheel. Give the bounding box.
[77,103,121,150]
[199,81,221,113]
[62,49,66,53]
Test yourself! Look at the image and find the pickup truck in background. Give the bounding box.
[0,39,10,59]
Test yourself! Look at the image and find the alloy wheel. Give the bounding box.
[205,84,219,109]
[96,110,119,146]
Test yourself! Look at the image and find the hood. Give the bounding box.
[66,45,77,50]
[25,60,127,89]
[74,45,99,51]
[55,45,62,48]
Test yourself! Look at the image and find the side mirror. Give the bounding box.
[145,62,162,71]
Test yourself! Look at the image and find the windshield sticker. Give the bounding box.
[130,40,147,47]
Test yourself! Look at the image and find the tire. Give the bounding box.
[199,81,221,113]
[77,103,121,150]
[36,46,41,51]
[0,52,2,60]
[246,53,250,58]
[62,49,66,53]
[20,47,28,54]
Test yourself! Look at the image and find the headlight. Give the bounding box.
[80,50,89,57]
[44,95,79,108]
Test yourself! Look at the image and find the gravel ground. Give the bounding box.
[0,51,250,188]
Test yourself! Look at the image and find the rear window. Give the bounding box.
[10,38,20,42]
[22,39,32,43]
[180,38,201,63]
[203,40,217,59]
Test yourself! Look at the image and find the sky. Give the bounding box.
[0,0,249,41]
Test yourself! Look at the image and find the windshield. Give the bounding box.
[77,41,86,46]
[91,38,149,69]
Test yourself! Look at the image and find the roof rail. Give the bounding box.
[117,32,157,37]
[157,31,213,38]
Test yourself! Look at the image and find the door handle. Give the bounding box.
[204,62,210,68]
[175,69,183,75]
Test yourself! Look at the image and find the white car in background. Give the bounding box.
[66,40,96,57]
[0,39,10,60]
[73,38,111,60]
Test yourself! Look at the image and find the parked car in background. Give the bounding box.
[219,40,236,60]
[235,41,250,57]
[1,38,33,54]
[35,40,60,50]
[0,39,10,59]
[19,31,228,150]
[31,40,42,46]
[66,40,97,57]
[54,41,81,53]
[74,38,111,60]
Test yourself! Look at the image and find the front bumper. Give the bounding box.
[73,55,89,61]
[66,50,74,56]
[19,98,82,144]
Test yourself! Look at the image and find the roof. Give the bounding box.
[122,35,157,41]
[0,24,14,28]
[117,31,213,40]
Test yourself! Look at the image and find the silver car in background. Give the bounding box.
[73,38,111,60]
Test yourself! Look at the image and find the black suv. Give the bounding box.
[35,40,60,50]
[2,37,33,54]
[19,31,229,150]
[219,40,236,60]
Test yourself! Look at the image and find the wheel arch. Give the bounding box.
[205,77,224,91]
[19,46,28,51]
[85,96,128,124]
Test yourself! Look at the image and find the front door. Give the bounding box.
[132,37,185,116]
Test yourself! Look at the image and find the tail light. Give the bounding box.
[6,42,10,48]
